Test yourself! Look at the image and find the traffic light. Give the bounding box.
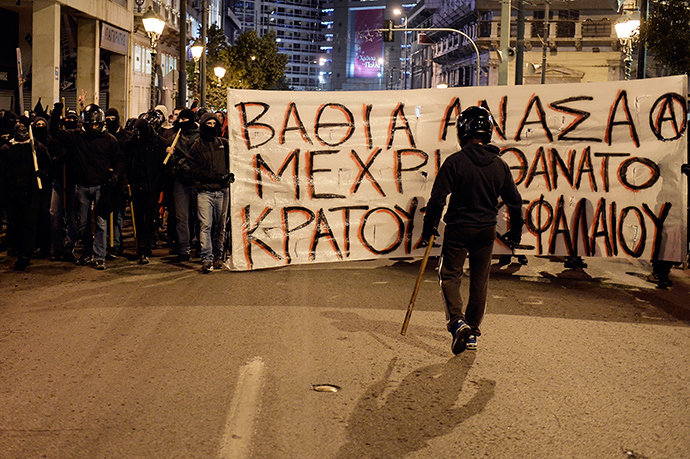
[382,19,394,42]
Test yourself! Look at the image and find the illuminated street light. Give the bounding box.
[214,66,226,80]
[190,38,204,99]
[393,8,409,90]
[615,9,641,80]
[142,7,165,109]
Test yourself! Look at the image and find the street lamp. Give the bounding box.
[615,9,641,80]
[190,38,204,99]
[214,66,226,80]
[142,7,165,109]
[377,57,384,90]
[393,8,408,90]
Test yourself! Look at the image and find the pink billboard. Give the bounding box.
[352,8,384,78]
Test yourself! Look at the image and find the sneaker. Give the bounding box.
[13,257,30,271]
[517,255,528,265]
[564,257,587,270]
[76,255,92,266]
[657,278,674,289]
[496,255,511,266]
[175,253,191,263]
[94,260,107,270]
[465,334,477,351]
[138,255,150,265]
[213,259,224,270]
[645,273,660,285]
[451,320,471,355]
[201,261,213,273]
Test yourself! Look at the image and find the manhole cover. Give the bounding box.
[312,384,340,393]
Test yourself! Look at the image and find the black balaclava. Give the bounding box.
[104,108,121,134]
[32,117,49,144]
[14,116,31,142]
[199,112,220,141]
[174,109,196,132]
[133,118,152,142]
[64,111,79,130]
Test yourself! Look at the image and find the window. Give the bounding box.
[531,10,552,38]
[134,44,142,73]
[582,19,611,37]
[557,10,578,37]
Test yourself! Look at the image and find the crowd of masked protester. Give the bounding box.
[0,102,233,273]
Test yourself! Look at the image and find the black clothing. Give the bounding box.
[124,120,167,257]
[168,123,199,187]
[50,125,123,187]
[125,121,168,194]
[423,142,524,344]
[188,136,231,192]
[0,139,51,262]
[425,143,523,232]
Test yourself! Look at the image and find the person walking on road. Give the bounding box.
[165,109,199,263]
[124,118,168,265]
[421,106,524,355]
[50,103,123,270]
[0,116,51,271]
[188,112,234,273]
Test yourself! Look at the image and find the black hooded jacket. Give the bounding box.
[188,113,230,192]
[425,143,523,229]
[50,105,123,187]
[124,119,168,194]
[168,109,199,186]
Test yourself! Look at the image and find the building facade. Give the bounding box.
[0,0,243,119]
[232,0,321,90]
[319,0,662,91]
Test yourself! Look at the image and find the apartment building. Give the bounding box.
[232,0,320,90]
[319,0,659,91]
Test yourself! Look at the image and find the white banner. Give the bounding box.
[227,76,688,271]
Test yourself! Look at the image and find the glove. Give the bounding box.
[53,102,64,115]
[682,164,690,176]
[105,173,118,187]
[420,219,440,247]
[36,170,50,181]
[507,227,522,245]
[221,173,235,185]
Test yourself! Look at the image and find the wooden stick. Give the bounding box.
[28,125,42,190]
[401,234,435,336]
[163,129,182,164]
[127,185,138,253]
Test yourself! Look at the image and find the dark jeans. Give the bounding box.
[132,190,160,257]
[6,186,40,260]
[439,225,496,335]
[49,179,78,255]
[173,180,197,256]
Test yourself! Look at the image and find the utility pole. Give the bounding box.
[541,1,550,84]
[636,0,648,79]
[515,0,525,85]
[201,0,208,108]
[498,0,511,85]
[178,0,187,108]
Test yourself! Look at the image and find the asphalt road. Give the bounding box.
[0,252,689,459]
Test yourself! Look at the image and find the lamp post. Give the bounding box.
[393,8,408,90]
[190,38,204,100]
[142,7,165,109]
[214,66,226,80]
[615,9,641,81]
[378,58,384,90]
